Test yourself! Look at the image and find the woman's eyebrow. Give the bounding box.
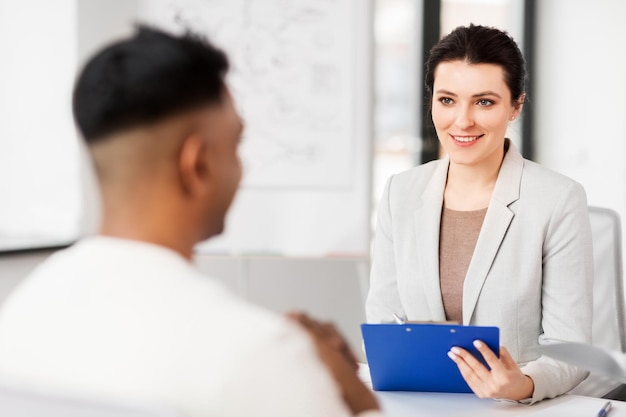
[472,91,502,98]
[435,90,502,99]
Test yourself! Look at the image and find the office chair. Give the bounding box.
[0,382,181,417]
[569,206,625,397]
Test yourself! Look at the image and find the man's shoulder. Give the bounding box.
[0,236,312,366]
[0,238,349,417]
[1,237,286,332]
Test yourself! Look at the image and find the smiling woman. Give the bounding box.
[432,61,522,210]
[366,24,594,404]
[0,0,82,252]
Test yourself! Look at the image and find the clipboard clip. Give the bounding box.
[391,313,460,325]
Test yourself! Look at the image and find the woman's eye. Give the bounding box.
[477,99,494,106]
[439,97,453,105]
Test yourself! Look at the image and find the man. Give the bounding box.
[0,26,381,417]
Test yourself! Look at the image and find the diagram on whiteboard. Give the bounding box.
[139,0,356,188]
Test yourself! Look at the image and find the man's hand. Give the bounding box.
[287,312,380,415]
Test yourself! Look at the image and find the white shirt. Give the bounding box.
[0,237,381,417]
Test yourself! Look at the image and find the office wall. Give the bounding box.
[77,0,137,63]
[0,251,54,306]
[534,0,626,232]
[0,0,81,250]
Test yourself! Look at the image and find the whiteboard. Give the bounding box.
[139,0,373,256]
[140,0,359,188]
[0,0,82,252]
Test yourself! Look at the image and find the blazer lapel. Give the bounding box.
[413,156,449,321]
[462,142,524,324]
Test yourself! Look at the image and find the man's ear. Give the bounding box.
[178,133,210,197]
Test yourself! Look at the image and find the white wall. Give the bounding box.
[535,0,626,230]
[77,0,137,65]
[0,0,81,249]
[0,251,54,305]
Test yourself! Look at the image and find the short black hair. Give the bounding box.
[425,24,526,104]
[73,25,229,143]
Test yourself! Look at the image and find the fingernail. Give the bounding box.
[473,340,483,348]
[447,350,457,360]
[451,346,461,354]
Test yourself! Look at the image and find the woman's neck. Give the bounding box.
[443,146,506,211]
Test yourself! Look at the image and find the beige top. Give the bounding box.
[439,207,488,323]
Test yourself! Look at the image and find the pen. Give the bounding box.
[392,313,406,324]
[597,401,612,417]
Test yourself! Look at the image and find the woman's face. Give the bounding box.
[431,60,522,168]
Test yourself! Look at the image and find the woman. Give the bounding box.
[366,24,593,403]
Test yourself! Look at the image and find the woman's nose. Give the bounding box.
[455,108,475,129]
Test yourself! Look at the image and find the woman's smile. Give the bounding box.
[450,134,484,145]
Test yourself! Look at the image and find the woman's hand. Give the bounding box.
[447,340,534,401]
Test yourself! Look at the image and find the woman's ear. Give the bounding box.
[510,93,525,121]
[178,133,210,197]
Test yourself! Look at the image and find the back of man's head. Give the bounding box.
[72,25,242,253]
[73,25,229,143]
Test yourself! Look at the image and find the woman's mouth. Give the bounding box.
[451,135,483,144]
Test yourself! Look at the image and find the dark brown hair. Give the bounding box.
[425,24,526,104]
[73,25,229,143]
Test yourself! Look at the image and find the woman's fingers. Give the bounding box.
[448,347,490,382]
[447,347,488,397]
[472,340,502,371]
[452,345,494,376]
[498,346,518,369]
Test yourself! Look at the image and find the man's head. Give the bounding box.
[73,26,243,255]
[74,25,230,142]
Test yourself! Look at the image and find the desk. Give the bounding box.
[358,364,626,416]
[376,391,626,416]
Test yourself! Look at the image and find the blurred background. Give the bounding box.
[1,0,624,355]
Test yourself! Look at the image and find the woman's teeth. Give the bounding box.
[453,136,480,143]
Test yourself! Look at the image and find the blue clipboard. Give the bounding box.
[361,323,499,393]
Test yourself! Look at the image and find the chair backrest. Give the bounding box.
[0,383,181,417]
[588,206,626,352]
[570,206,625,397]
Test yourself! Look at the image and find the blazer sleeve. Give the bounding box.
[521,180,593,403]
[366,176,404,324]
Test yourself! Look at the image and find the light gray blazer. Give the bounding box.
[366,142,593,403]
